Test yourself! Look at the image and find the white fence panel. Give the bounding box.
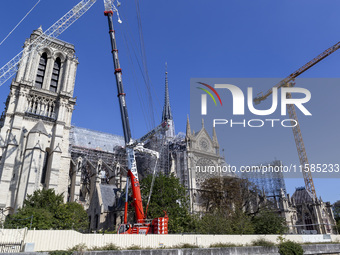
[23,230,338,251]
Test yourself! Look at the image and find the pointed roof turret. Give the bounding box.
[162,62,173,121]
[33,26,43,36]
[186,115,191,136]
[212,126,218,144]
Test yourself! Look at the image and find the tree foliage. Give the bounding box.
[198,176,287,234]
[196,209,254,234]
[252,209,287,234]
[278,241,303,255]
[200,176,261,215]
[140,174,288,234]
[333,200,340,221]
[5,189,88,231]
[332,200,340,234]
[140,173,196,233]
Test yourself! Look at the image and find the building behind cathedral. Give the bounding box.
[0,29,337,234]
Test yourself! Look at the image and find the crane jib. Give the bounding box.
[255,40,340,103]
[252,40,340,200]
[0,0,97,87]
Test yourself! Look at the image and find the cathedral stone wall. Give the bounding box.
[0,28,77,211]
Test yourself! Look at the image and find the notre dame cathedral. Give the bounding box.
[0,28,224,228]
[0,28,337,235]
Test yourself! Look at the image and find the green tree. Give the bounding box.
[5,189,88,231]
[196,211,233,234]
[5,207,54,230]
[140,173,196,233]
[55,202,89,231]
[333,201,340,234]
[252,209,287,234]
[23,189,64,210]
[199,176,287,234]
[196,209,254,235]
[200,176,261,215]
[333,200,340,221]
[230,209,254,234]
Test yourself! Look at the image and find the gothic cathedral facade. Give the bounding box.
[0,27,78,211]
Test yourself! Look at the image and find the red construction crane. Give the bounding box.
[254,40,340,200]
[103,0,169,234]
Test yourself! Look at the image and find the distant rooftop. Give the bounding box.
[70,126,125,153]
[292,187,314,204]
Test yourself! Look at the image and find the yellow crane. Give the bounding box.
[254,40,340,200]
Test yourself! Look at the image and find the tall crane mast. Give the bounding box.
[104,1,168,234]
[0,0,97,87]
[104,3,145,224]
[254,40,340,200]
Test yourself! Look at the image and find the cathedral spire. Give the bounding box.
[162,62,173,121]
[161,63,175,138]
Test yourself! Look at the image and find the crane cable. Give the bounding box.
[145,157,159,217]
[119,9,153,131]
[119,2,164,130]
[145,133,167,218]
[0,0,41,47]
[120,7,163,113]
[121,26,151,132]
[134,0,165,123]
[135,0,155,128]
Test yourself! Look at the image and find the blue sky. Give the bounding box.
[0,1,339,203]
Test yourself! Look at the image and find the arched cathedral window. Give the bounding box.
[35,52,47,89]
[305,212,313,230]
[50,57,61,92]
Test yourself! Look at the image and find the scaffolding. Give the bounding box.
[69,126,128,204]
[241,160,287,200]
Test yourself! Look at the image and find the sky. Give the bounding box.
[0,0,339,203]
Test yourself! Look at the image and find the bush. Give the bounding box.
[68,243,87,252]
[49,251,72,255]
[90,243,119,251]
[172,243,199,249]
[252,209,287,234]
[278,241,303,255]
[252,238,275,248]
[126,245,143,250]
[209,242,238,248]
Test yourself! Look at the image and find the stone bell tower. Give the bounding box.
[0,27,78,211]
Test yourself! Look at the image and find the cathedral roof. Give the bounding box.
[99,184,117,212]
[291,187,314,205]
[70,126,125,153]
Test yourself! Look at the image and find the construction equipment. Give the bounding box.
[103,1,168,234]
[254,40,340,200]
[0,0,97,88]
